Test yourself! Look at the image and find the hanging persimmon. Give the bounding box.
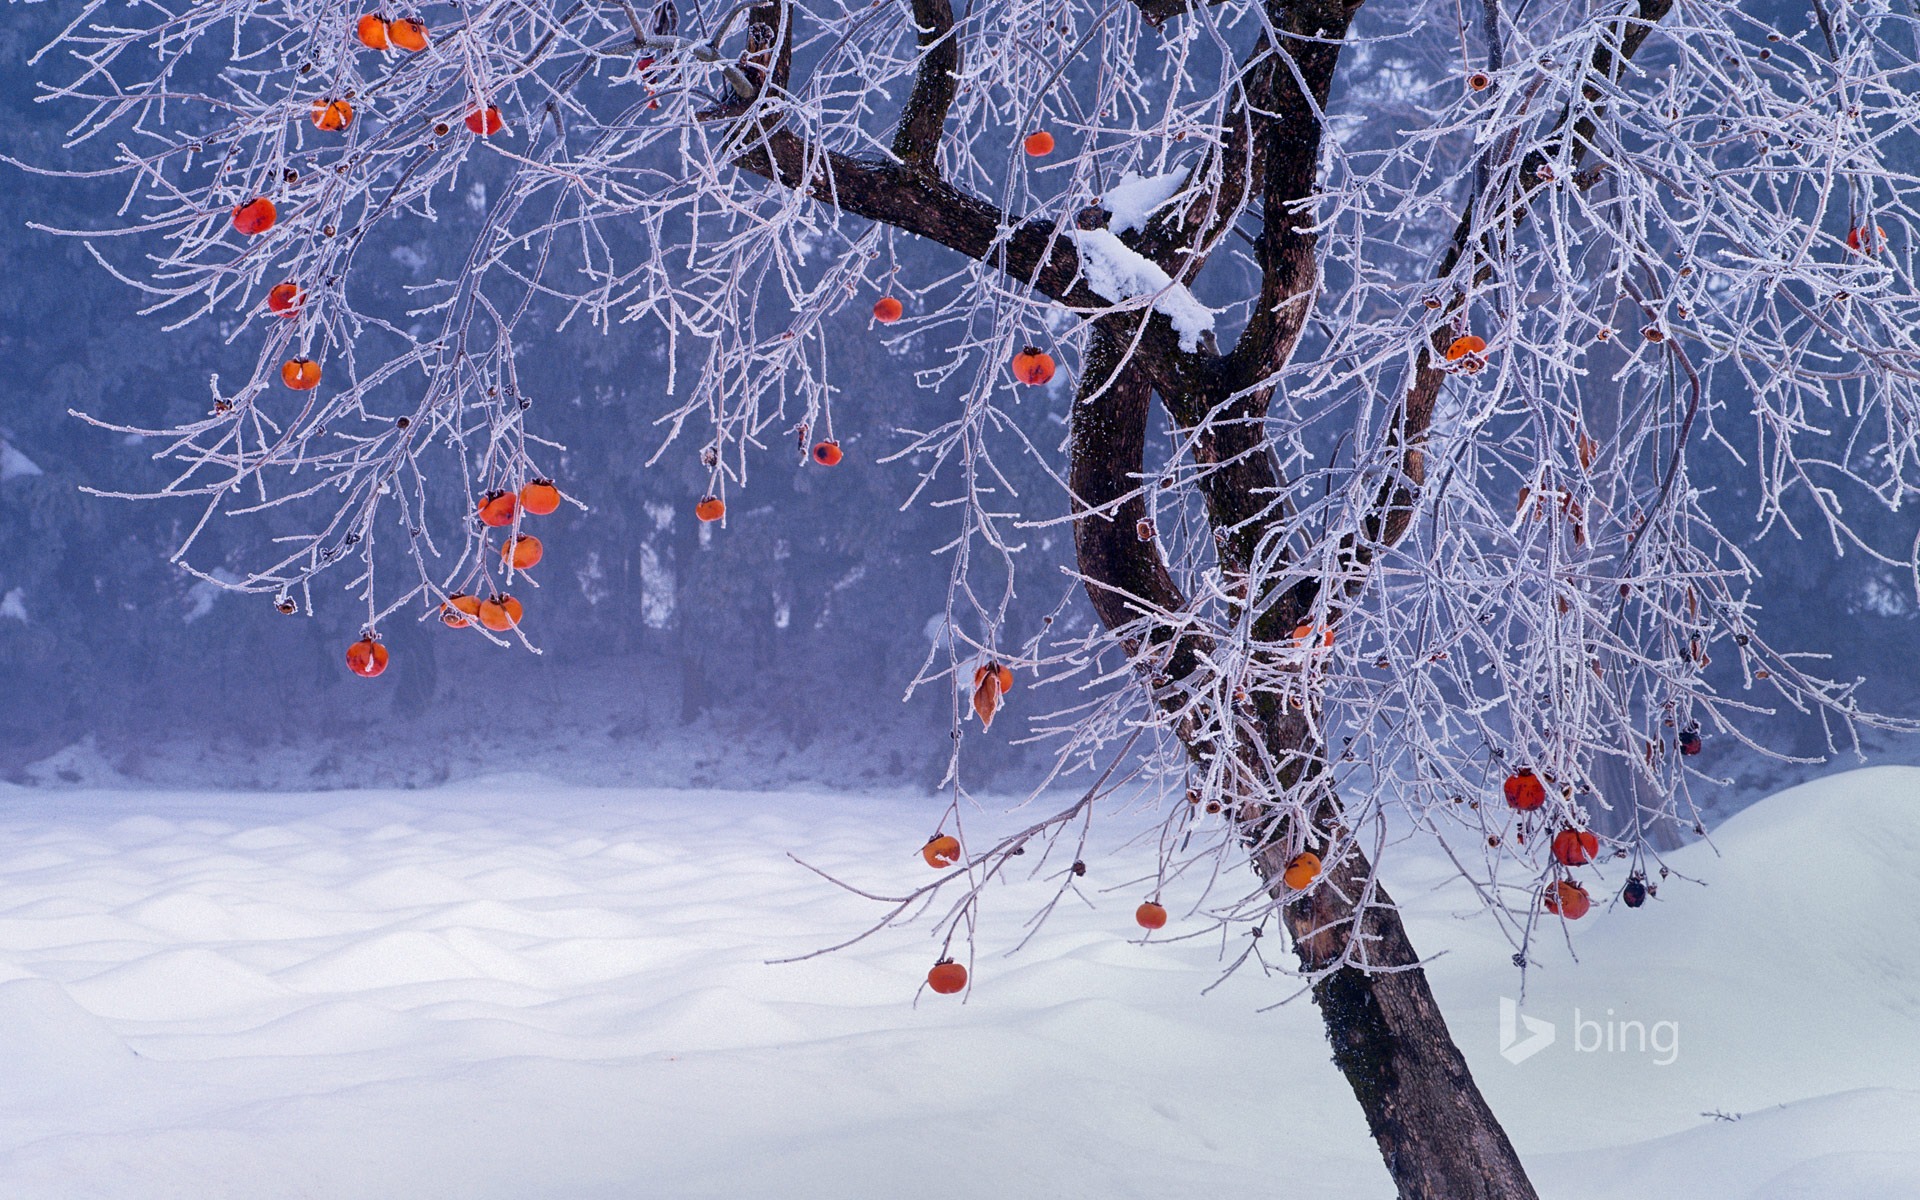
[440,592,481,628]
[812,440,843,467]
[465,105,504,136]
[355,13,390,48]
[477,490,517,527]
[1622,876,1648,908]
[970,661,1014,729]
[926,959,968,994]
[502,533,543,570]
[1848,225,1886,255]
[388,16,428,50]
[695,495,725,523]
[232,197,277,236]
[1011,346,1055,385]
[922,833,960,868]
[1503,768,1546,811]
[311,98,354,131]
[1445,334,1487,362]
[519,479,561,515]
[345,636,389,677]
[1134,901,1168,930]
[477,593,523,631]
[266,282,303,317]
[1023,130,1054,157]
[1679,724,1702,756]
[1544,879,1591,920]
[872,296,903,323]
[1551,829,1599,866]
[1283,851,1321,890]
[281,357,321,390]
[1291,622,1335,648]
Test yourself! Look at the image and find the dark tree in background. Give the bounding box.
[20,0,1920,1192]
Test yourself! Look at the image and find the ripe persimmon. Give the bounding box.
[477,593,522,631]
[266,282,303,317]
[1679,725,1703,756]
[1551,829,1599,866]
[389,16,428,50]
[1848,225,1886,255]
[477,490,517,527]
[872,296,903,323]
[1023,130,1054,157]
[927,959,967,994]
[440,592,481,628]
[1445,334,1486,362]
[281,357,321,390]
[695,494,725,522]
[502,533,542,570]
[1291,622,1335,648]
[519,479,561,514]
[1283,851,1321,890]
[312,98,354,131]
[1503,768,1547,811]
[355,13,389,48]
[1622,876,1648,908]
[345,636,389,677]
[971,662,1014,693]
[1135,901,1168,930]
[1011,346,1055,385]
[465,105,504,136]
[922,833,960,868]
[1544,879,1591,920]
[232,197,277,236]
[812,440,843,466]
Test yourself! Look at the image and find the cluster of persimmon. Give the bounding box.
[1502,768,1617,920]
[421,479,564,637]
[355,13,429,51]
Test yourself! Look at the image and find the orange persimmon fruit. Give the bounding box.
[1551,829,1599,866]
[519,479,561,515]
[266,282,303,317]
[477,490,517,527]
[1503,769,1547,811]
[812,440,843,466]
[695,494,725,523]
[1011,346,1055,385]
[502,533,543,570]
[1023,130,1054,157]
[355,13,390,48]
[440,593,481,628]
[1283,851,1322,890]
[922,834,960,868]
[1135,901,1168,930]
[477,593,523,631]
[389,16,428,50]
[1544,879,1591,920]
[312,98,354,131]
[281,357,322,390]
[232,197,277,236]
[926,959,968,994]
[345,636,389,677]
[1445,334,1487,362]
[465,105,504,136]
[872,296,903,323]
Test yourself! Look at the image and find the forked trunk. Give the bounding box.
[1068,326,1536,1199]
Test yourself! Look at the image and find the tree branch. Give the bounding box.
[890,0,961,173]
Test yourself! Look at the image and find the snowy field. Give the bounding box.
[0,767,1916,1198]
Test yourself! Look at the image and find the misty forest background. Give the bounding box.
[2,0,1916,813]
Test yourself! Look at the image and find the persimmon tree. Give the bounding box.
[25,0,1920,1192]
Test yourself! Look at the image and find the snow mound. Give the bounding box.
[1102,168,1187,236]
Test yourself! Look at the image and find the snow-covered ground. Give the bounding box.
[0,767,1916,1198]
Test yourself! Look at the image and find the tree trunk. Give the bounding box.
[1069,321,1537,1199]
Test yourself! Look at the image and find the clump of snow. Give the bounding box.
[1067,228,1216,352]
[1102,168,1187,236]
[0,767,1914,1197]
[0,588,24,623]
